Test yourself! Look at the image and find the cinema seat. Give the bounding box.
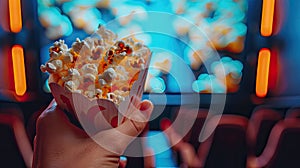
[247,118,300,168]
[197,114,248,168]
[247,108,283,156]
[159,108,208,167]
[285,107,300,119]
[0,104,32,168]
[180,108,208,150]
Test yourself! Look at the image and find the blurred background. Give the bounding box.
[1,0,300,167]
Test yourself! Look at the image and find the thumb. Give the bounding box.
[117,100,153,137]
[92,100,153,154]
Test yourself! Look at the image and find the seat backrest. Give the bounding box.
[198,115,248,168]
[0,104,27,168]
[250,118,300,168]
[181,108,208,150]
[285,107,300,119]
[247,108,283,156]
[0,124,26,168]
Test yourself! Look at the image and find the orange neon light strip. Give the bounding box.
[9,0,22,33]
[261,0,275,36]
[256,48,271,98]
[12,45,27,96]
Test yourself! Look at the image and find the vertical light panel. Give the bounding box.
[268,48,279,92]
[9,0,22,33]
[261,0,275,36]
[256,48,271,98]
[12,45,27,96]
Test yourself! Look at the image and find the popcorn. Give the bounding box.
[83,73,96,83]
[45,62,57,73]
[64,80,78,92]
[91,46,105,60]
[50,51,60,58]
[107,92,125,104]
[85,90,95,98]
[62,52,74,63]
[130,58,145,69]
[71,38,85,54]
[68,68,80,78]
[133,42,143,50]
[81,63,98,75]
[50,39,68,53]
[99,68,117,85]
[50,59,63,71]
[41,26,151,104]
[96,26,116,45]
[95,89,103,98]
[40,64,47,73]
[98,79,107,86]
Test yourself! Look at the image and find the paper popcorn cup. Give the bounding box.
[48,53,151,134]
[41,26,152,133]
[41,26,151,133]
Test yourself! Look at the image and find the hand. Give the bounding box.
[33,98,153,168]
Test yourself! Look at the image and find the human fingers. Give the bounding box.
[117,100,153,136]
[92,100,153,154]
[120,95,141,124]
[36,103,86,139]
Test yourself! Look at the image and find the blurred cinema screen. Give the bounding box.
[37,0,248,94]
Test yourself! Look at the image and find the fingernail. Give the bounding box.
[139,101,153,118]
[139,101,152,111]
